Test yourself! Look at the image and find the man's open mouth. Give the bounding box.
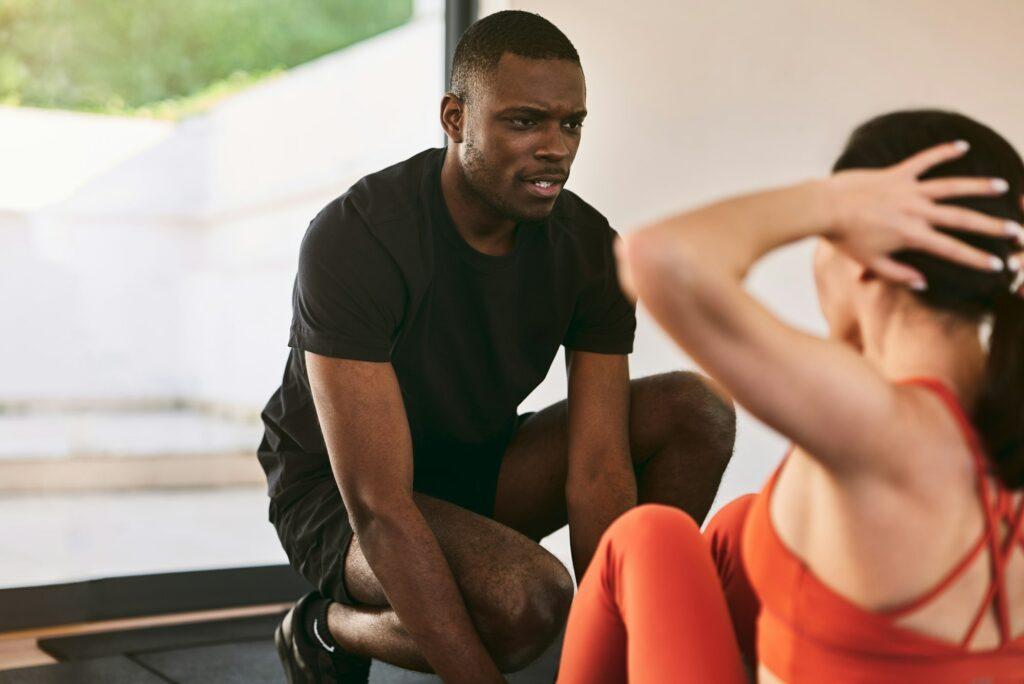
[524,178,564,198]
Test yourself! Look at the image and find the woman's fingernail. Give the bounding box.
[1009,222,1024,246]
[990,256,1005,271]
[992,178,1010,193]
[1008,256,1021,272]
[954,140,970,152]
[1011,268,1024,294]
[910,280,928,291]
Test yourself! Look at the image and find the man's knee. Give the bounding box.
[478,550,574,672]
[634,371,736,472]
[663,370,736,461]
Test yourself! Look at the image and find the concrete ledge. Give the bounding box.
[0,452,265,492]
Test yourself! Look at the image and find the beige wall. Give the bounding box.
[494,0,1024,500]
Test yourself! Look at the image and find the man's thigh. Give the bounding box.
[342,492,567,609]
[492,371,723,541]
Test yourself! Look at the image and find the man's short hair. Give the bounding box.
[449,10,581,101]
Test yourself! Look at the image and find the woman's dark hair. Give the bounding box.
[834,110,1024,488]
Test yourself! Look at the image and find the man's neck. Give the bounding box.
[440,148,517,256]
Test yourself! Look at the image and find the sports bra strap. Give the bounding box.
[886,531,989,618]
[890,377,1024,647]
[895,377,985,461]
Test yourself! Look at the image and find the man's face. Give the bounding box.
[457,53,587,222]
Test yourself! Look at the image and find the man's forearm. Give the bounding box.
[353,502,504,684]
[566,464,637,583]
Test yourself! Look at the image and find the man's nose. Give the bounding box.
[534,123,570,162]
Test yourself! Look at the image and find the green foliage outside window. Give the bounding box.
[0,0,413,119]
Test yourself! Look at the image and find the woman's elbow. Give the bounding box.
[619,227,704,301]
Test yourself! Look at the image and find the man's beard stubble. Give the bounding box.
[461,138,549,224]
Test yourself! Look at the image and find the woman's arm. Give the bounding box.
[620,141,1016,479]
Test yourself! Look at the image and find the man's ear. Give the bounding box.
[440,93,465,144]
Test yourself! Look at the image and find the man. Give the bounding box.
[259,10,735,684]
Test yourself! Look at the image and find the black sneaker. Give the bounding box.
[274,591,372,684]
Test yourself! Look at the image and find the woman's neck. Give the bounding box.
[860,299,987,404]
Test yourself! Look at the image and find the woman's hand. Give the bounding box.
[824,141,1023,290]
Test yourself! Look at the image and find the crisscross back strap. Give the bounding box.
[897,377,1022,648]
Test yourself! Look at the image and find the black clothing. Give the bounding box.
[274,590,370,683]
[258,148,635,604]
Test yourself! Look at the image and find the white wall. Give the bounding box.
[501,0,1024,501]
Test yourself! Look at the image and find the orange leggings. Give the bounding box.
[558,497,759,683]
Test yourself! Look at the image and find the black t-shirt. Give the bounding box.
[258,148,635,511]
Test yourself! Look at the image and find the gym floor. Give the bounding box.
[0,497,572,683]
[0,604,565,683]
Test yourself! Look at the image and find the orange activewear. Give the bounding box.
[560,378,1024,683]
[744,378,1024,683]
[558,504,748,684]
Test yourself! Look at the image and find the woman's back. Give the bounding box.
[746,378,1024,682]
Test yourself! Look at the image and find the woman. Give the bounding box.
[557,110,1024,683]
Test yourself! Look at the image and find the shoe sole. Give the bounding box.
[275,612,306,684]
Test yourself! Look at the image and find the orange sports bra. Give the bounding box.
[742,378,1024,683]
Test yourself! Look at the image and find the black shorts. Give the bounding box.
[269,415,532,606]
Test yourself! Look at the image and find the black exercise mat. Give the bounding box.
[0,565,310,633]
[38,611,286,661]
[135,640,285,684]
[0,656,166,684]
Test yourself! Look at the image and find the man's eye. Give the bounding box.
[563,120,584,131]
[511,118,536,128]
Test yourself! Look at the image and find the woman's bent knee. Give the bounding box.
[606,503,702,550]
[704,494,756,567]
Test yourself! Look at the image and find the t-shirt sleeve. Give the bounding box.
[288,198,406,362]
[563,226,637,355]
